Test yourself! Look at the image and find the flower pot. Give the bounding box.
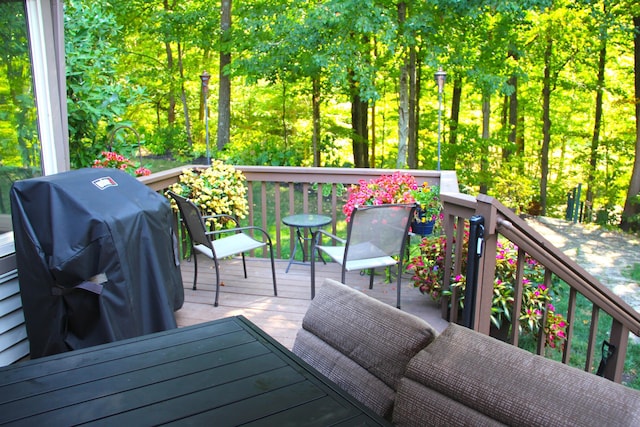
[412,219,435,236]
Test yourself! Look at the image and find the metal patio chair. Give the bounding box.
[310,203,416,309]
[168,191,277,307]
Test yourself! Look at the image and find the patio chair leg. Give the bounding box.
[192,250,198,290]
[310,256,316,299]
[369,268,375,289]
[214,259,221,307]
[269,242,277,296]
[396,263,402,309]
[241,253,248,279]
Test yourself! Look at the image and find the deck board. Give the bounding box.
[175,256,450,350]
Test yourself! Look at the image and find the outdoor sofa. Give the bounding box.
[293,278,640,426]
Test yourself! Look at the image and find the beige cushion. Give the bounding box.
[293,278,437,418]
[403,323,640,426]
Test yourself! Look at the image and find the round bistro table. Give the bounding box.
[282,214,332,273]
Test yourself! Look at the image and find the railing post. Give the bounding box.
[602,320,629,382]
[441,209,456,320]
[474,194,499,335]
[463,215,484,329]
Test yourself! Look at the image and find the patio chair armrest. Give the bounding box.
[312,229,345,245]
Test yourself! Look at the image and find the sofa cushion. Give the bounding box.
[393,377,504,426]
[293,329,396,419]
[403,323,640,426]
[299,278,437,390]
[292,278,437,418]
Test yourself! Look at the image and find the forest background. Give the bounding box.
[61,0,640,229]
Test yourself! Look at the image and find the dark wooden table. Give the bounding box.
[0,316,389,426]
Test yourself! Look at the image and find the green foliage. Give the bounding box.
[0,2,40,171]
[144,125,191,159]
[623,263,640,283]
[59,0,639,223]
[224,136,304,166]
[488,159,538,214]
[64,1,146,168]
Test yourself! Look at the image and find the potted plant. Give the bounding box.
[409,183,441,235]
[167,160,248,230]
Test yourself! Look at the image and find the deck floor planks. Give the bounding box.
[175,256,449,350]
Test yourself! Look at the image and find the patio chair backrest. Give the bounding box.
[345,204,415,262]
[168,192,213,250]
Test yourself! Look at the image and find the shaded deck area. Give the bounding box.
[174,256,450,350]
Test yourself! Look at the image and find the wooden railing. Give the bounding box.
[141,165,639,384]
[142,165,458,258]
[440,192,640,383]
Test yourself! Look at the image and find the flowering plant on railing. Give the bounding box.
[407,232,456,300]
[167,160,248,230]
[407,232,568,351]
[92,151,151,177]
[342,171,417,222]
[410,183,441,222]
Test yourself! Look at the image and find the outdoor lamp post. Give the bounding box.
[434,67,447,170]
[200,70,211,165]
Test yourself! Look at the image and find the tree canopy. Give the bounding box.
[57,0,640,227]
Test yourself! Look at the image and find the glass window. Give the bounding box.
[0,0,43,233]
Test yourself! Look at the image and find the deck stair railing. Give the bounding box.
[440,192,640,383]
[141,166,639,384]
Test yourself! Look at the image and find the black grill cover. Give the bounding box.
[10,168,184,358]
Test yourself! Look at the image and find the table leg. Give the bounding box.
[284,225,328,273]
[285,227,303,273]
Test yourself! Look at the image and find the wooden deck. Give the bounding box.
[174,256,450,350]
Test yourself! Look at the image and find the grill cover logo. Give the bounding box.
[92,176,118,190]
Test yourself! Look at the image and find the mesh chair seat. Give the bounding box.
[316,244,398,271]
[195,233,266,259]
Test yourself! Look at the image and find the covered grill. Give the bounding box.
[10,168,184,358]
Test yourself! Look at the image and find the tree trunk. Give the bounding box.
[448,76,462,169]
[312,76,321,167]
[586,26,607,222]
[408,46,417,169]
[163,0,175,125]
[503,50,519,160]
[621,15,640,231]
[397,2,408,168]
[509,75,519,153]
[281,80,287,148]
[371,102,377,167]
[164,40,176,124]
[398,63,408,168]
[351,78,369,168]
[396,1,409,169]
[479,94,490,194]
[177,42,192,147]
[217,0,232,151]
[540,34,553,216]
[412,49,422,168]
